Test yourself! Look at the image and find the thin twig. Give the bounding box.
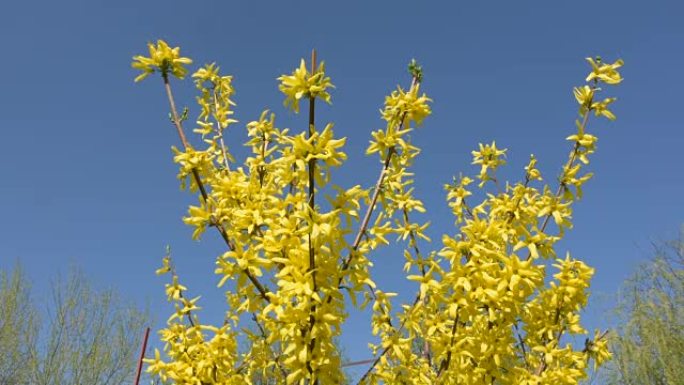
[514,323,530,370]
[342,359,376,368]
[164,256,198,328]
[344,77,418,265]
[356,78,445,384]
[582,330,610,354]
[252,313,288,379]
[319,78,420,343]
[526,96,592,261]
[212,89,231,171]
[336,76,418,295]
[534,303,565,376]
[134,327,150,385]
[258,132,268,187]
[400,206,431,363]
[461,197,475,220]
[305,49,319,384]
[161,73,271,303]
[436,311,460,376]
[357,294,421,385]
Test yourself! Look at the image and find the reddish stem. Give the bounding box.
[134,327,151,385]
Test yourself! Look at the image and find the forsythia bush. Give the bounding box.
[133,40,622,385]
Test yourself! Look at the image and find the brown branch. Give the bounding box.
[400,206,432,364]
[356,78,447,384]
[305,49,319,384]
[350,146,395,254]
[212,89,231,171]
[462,197,475,220]
[337,76,418,290]
[342,358,377,368]
[582,330,610,354]
[506,173,531,224]
[163,256,200,328]
[355,191,433,384]
[436,311,460,376]
[319,77,421,336]
[525,99,592,261]
[402,208,427,276]
[161,73,272,303]
[534,302,566,376]
[514,323,530,370]
[134,327,150,385]
[163,73,191,149]
[258,131,268,187]
[356,293,421,385]
[252,313,288,379]
[532,157,607,375]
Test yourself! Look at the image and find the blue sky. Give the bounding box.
[1,0,682,379]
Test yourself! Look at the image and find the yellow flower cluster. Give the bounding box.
[193,64,237,131]
[573,57,623,121]
[471,141,507,187]
[366,57,622,385]
[132,41,621,385]
[381,84,432,127]
[192,63,237,169]
[132,40,192,82]
[585,57,624,84]
[278,59,334,113]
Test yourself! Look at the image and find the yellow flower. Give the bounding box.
[132,40,193,82]
[471,141,507,186]
[165,275,187,301]
[155,256,171,275]
[591,97,617,120]
[192,63,237,131]
[525,154,542,181]
[381,84,432,126]
[278,59,333,113]
[573,85,594,107]
[586,57,624,85]
[134,48,624,385]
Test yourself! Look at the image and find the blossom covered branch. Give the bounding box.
[133,41,621,385]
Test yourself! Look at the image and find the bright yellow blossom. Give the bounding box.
[472,141,507,187]
[586,57,624,85]
[278,59,334,113]
[133,43,621,385]
[131,40,192,82]
[382,84,432,126]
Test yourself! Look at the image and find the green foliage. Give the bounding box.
[0,265,37,385]
[603,228,684,385]
[0,265,150,385]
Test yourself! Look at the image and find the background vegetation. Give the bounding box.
[599,230,684,385]
[0,266,149,385]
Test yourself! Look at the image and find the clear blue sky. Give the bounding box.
[1,0,682,378]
